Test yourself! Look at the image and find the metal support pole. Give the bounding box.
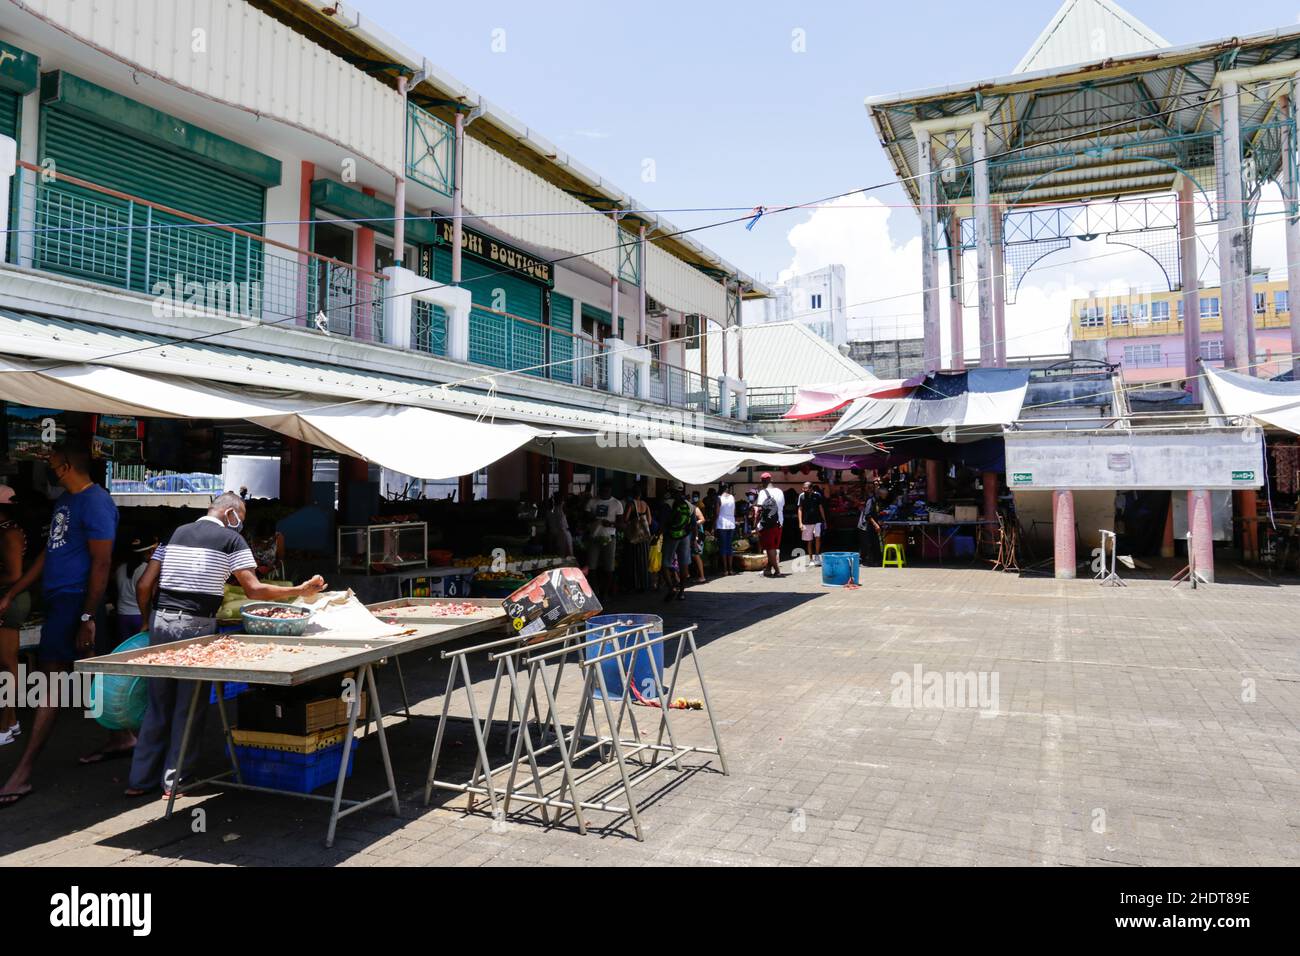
[913,126,942,372]
[972,117,996,369]
[1284,90,1300,377]
[452,111,465,285]
[1218,86,1252,374]
[948,215,965,370]
[638,225,647,346]
[1178,175,1202,398]
[992,203,1007,367]
[394,76,409,266]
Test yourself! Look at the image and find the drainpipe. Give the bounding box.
[637,224,647,345]
[453,111,465,284]
[394,75,409,266]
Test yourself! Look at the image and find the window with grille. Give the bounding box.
[1199,339,1224,361]
[1151,300,1170,321]
[1276,290,1289,314]
[1122,344,1162,367]
[1254,292,1267,315]
[1079,307,1104,328]
[1200,297,1220,318]
[1111,303,1129,325]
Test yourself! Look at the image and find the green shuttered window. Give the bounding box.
[35,106,267,303]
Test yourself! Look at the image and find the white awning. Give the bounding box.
[532,435,811,485]
[1202,365,1300,435]
[254,404,559,481]
[826,369,1030,440]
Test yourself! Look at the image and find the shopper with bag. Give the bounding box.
[753,472,786,578]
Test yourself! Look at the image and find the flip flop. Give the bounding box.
[78,747,135,766]
[0,786,32,808]
[123,787,154,799]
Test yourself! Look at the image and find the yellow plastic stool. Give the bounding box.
[882,543,906,568]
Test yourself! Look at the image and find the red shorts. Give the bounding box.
[759,525,783,551]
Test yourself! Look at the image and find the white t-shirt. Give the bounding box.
[715,494,737,530]
[115,562,148,616]
[756,486,785,526]
[586,496,624,539]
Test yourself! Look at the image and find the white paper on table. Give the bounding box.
[293,590,405,639]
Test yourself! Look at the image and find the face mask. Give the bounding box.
[225,509,244,531]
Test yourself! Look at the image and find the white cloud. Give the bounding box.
[772,184,1292,368]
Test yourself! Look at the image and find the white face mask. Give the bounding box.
[225,509,244,531]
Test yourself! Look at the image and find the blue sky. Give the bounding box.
[362,0,1300,352]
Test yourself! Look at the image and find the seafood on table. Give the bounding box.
[243,605,311,620]
[377,601,487,622]
[131,637,309,667]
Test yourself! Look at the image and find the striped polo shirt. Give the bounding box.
[152,516,257,617]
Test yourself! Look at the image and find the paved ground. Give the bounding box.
[2,559,1298,866]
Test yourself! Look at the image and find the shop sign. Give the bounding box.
[1010,472,1033,485]
[433,221,553,287]
[0,40,39,96]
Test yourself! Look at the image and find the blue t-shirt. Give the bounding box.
[44,483,119,595]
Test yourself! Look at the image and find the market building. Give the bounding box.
[852,0,1300,582]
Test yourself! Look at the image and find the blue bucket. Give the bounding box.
[821,552,860,587]
[583,614,664,702]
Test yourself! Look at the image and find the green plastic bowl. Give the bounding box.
[90,631,151,730]
[240,602,312,636]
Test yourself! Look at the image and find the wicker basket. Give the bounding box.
[738,553,769,572]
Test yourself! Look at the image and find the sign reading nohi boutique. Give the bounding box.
[1003,429,1265,491]
[434,221,553,287]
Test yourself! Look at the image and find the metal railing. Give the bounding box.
[649,361,720,414]
[12,161,386,343]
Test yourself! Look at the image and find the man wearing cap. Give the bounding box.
[659,484,695,601]
[753,473,786,578]
[0,446,126,807]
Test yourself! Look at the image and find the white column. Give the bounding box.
[1188,489,1215,583]
[912,125,942,372]
[452,111,465,284]
[1178,175,1202,398]
[972,117,996,368]
[992,203,1007,367]
[1053,489,1075,579]
[948,215,965,369]
[1218,87,1252,374]
[1285,90,1300,378]
[637,224,647,346]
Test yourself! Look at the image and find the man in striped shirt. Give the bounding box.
[126,492,325,796]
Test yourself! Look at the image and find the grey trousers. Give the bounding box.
[128,609,217,791]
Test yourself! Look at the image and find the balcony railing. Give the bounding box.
[6,161,739,416]
[11,161,386,343]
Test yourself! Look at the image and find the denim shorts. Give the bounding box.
[39,591,105,665]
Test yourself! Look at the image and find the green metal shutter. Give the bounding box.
[457,256,543,373]
[36,107,265,295]
[0,90,18,139]
[1,91,18,265]
[550,293,574,383]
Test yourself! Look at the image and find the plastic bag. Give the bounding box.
[648,535,663,574]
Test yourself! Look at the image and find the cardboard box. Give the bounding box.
[954,505,979,522]
[502,567,601,638]
[928,510,955,524]
[238,687,367,736]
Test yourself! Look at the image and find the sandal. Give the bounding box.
[0,785,33,808]
[78,746,135,766]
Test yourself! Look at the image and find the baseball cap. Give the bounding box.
[759,472,772,480]
[0,485,16,504]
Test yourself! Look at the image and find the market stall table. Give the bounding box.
[881,519,999,564]
[75,599,511,847]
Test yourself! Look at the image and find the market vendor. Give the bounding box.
[125,492,326,798]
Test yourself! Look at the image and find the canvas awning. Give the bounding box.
[1201,364,1300,435]
[783,374,926,420]
[532,434,811,485]
[254,404,561,481]
[824,369,1030,441]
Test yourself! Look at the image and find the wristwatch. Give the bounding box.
[79,612,93,623]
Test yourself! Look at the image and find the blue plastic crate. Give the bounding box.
[230,740,357,794]
[209,682,249,704]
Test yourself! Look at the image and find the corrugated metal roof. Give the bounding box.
[1014,0,1169,75]
[692,322,872,388]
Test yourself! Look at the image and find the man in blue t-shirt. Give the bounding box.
[0,446,123,807]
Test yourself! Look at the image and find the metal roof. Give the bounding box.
[695,322,873,388]
[1014,0,1168,75]
[866,16,1300,211]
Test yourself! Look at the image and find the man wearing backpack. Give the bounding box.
[659,484,694,601]
[753,472,786,578]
